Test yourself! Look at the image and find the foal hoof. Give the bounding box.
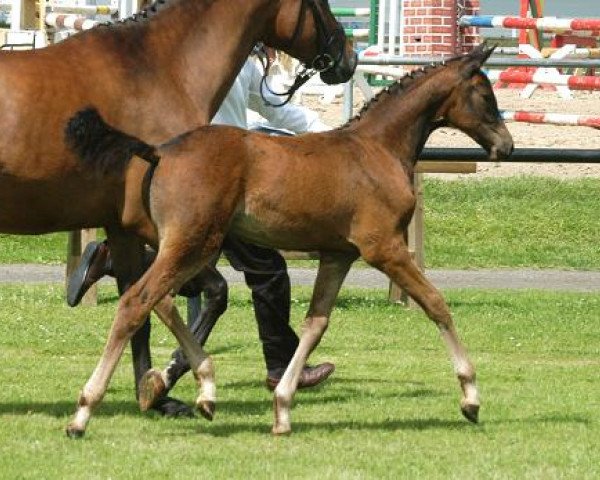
[271,424,292,436]
[139,368,166,412]
[196,400,216,421]
[65,424,85,439]
[460,402,480,424]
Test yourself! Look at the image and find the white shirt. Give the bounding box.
[211,59,330,133]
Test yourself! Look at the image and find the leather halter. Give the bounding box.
[259,0,347,107]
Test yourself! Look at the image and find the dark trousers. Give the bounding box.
[188,236,299,377]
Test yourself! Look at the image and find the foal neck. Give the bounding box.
[347,63,461,166]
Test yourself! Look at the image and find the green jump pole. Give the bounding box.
[369,0,379,46]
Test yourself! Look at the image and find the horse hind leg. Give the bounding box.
[273,252,356,435]
[361,235,480,424]
[66,242,218,437]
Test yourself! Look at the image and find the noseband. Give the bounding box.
[259,0,347,107]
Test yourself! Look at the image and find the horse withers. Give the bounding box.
[65,45,513,435]
[0,0,356,426]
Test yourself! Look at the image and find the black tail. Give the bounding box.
[65,107,160,174]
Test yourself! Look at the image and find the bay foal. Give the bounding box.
[0,0,356,419]
[66,45,513,435]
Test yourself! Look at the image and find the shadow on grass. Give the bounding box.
[0,382,443,419]
[160,411,592,438]
[0,396,591,438]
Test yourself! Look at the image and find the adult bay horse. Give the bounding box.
[65,44,513,436]
[0,0,356,417]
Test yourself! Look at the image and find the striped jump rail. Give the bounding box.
[459,15,600,36]
[332,7,370,17]
[48,4,118,15]
[45,12,100,31]
[501,111,600,129]
[485,70,600,91]
[344,28,369,39]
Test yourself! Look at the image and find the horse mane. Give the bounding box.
[65,108,160,175]
[341,56,461,129]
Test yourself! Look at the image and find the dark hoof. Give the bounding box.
[197,400,215,421]
[461,403,480,424]
[65,425,85,439]
[152,396,195,418]
[139,369,166,412]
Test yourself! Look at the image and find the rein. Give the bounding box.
[259,0,345,107]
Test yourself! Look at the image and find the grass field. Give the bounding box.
[0,284,599,479]
[1,176,599,269]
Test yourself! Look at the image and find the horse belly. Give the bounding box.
[0,176,115,234]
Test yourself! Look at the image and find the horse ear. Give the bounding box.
[461,43,495,78]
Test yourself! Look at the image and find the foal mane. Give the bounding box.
[65,108,160,175]
[341,56,462,129]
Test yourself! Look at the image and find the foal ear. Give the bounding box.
[461,43,495,78]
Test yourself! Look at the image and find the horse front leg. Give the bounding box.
[66,243,217,437]
[362,234,480,423]
[273,252,357,435]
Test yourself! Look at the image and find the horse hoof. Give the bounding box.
[197,400,215,421]
[152,396,195,418]
[461,403,480,424]
[139,369,166,412]
[65,424,85,439]
[271,424,292,436]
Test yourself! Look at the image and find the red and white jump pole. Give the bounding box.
[486,70,600,91]
[501,111,600,129]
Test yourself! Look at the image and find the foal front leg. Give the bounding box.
[273,252,356,435]
[362,236,480,423]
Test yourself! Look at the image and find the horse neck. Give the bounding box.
[349,66,459,165]
[151,0,273,120]
[100,0,272,127]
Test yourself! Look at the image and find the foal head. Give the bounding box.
[435,45,514,160]
[268,0,357,84]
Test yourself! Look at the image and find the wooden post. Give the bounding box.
[66,229,97,306]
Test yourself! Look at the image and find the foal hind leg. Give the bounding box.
[140,261,227,412]
[273,252,356,435]
[361,235,480,423]
[66,244,217,437]
[107,229,192,417]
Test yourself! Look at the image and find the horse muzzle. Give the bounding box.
[320,50,357,85]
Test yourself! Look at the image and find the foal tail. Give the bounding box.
[65,107,160,174]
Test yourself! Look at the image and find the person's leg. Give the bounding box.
[223,236,334,389]
[66,240,112,307]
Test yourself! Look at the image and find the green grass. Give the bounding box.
[2,177,600,269]
[425,176,600,269]
[0,284,599,479]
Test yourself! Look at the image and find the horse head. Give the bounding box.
[436,44,514,160]
[268,0,357,84]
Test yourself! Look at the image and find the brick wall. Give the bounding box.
[457,0,480,53]
[401,0,480,56]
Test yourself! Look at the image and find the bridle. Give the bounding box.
[259,0,347,107]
